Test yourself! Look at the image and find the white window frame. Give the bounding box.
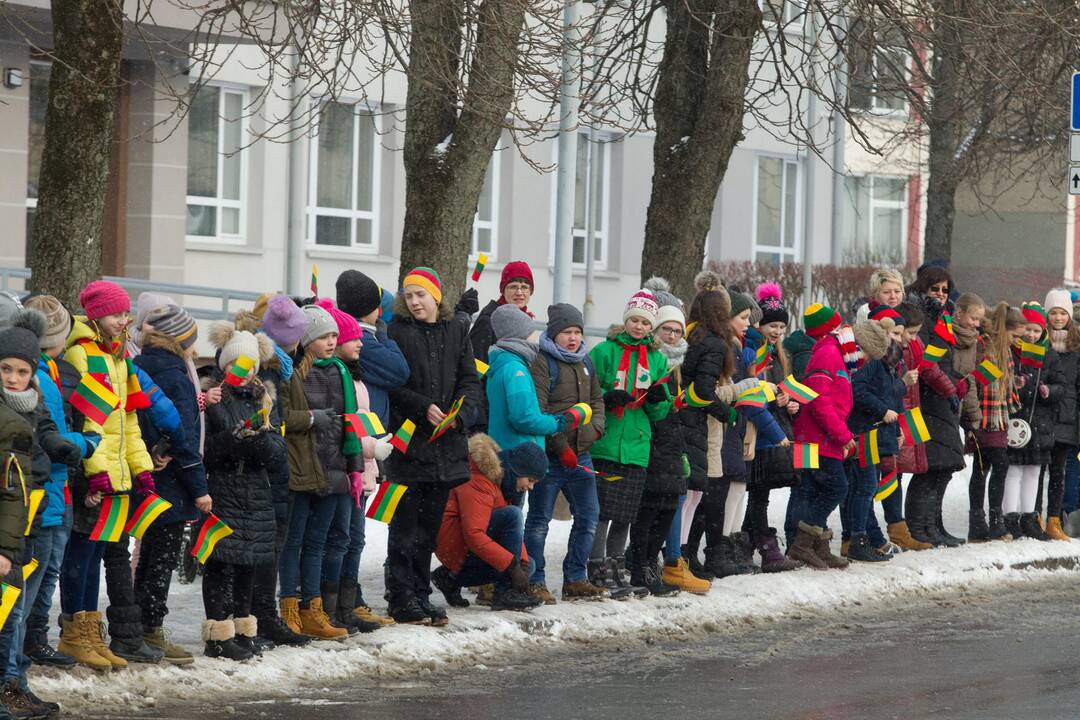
[471,149,500,261]
[573,133,611,269]
[867,43,910,116]
[760,0,804,29]
[751,154,801,264]
[306,99,381,253]
[185,82,249,245]
[844,174,908,264]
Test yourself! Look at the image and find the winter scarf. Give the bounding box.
[40,354,60,391]
[1050,328,1069,354]
[1,387,39,414]
[494,337,538,365]
[539,333,589,365]
[837,325,861,373]
[265,332,295,381]
[78,338,151,412]
[312,356,360,457]
[613,332,652,395]
[658,338,688,371]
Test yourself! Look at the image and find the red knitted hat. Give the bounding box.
[500,261,534,293]
[79,280,131,321]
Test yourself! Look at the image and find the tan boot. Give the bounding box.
[57,613,112,671]
[83,611,127,669]
[353,604,395,627]
[661,559,711,595]
[526,584,557,605]
[814,529,849,569]
[840,540,850,557]
[888,521,933,551]
[144,626,194,666]
[279,597,302,635]
[1046,516,1071,541]
[298,598,348,641]
[788,523,828,570]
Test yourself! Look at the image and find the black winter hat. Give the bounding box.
[336,270,382,320]
[0,309,46,367]
[545,303,584,340]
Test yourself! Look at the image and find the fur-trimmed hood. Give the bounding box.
[606,323,660,350]
[140,327,191,358]
[468,433,503,486]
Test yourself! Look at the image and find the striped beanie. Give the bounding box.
[1021,301,1047,328]
[145,304,198,350]
[623,289,659,326]
[868,305,905,326]
[23,294,71,349]
[402,267,443,304]
[803,303,842,339]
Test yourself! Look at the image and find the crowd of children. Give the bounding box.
[0,260,1076,718]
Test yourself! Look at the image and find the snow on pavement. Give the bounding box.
[30,470,1080,712]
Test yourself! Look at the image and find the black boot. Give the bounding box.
[257,614,311,647]
[588,559,633,600]
[203,620,252,662]
[24,629,76,668]
[908,480,945,546]
[339,579,381,632]
[967,510,990,543]
[388,599,433,625]
[847,535,890,563]
[614,556,648,598]
[988,509,1012,541]
[644,562,679,597]
[628,557,652,597]
[1004,512,1023,539]
[490,587,543,612]
[730,532,761,574]
[935,478,965,546]
[320,582,358,635]
[106,605,163,664]
[1020,513,1050,541]
[680,544,715,581]
[431,566,470,608]
[703,538,743,578]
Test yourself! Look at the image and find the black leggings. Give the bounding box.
[1041,443,1073,518]
[203,560,256,621]
[970,445,1008,513]
[703,476,731,548]
[743,484,770,536]
[629,501,676,571]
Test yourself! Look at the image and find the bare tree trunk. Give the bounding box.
[639,0,761,300]
[398,0,526,307]
[29,0,124,308]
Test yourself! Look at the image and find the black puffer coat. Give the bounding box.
[203,380,284,566]
[1052,345,1080,446]
[303,361,363,496]
[679,333,732,492]
[912,292,965,473]
[0,404,33,583]
[645,375,687,497]
[1009,344,1065,466]
[751,352,799,489]
[387,308,481,487]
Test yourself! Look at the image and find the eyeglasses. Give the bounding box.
[658,326,684,338]
[504,283,531,293]
[929,284,949,294]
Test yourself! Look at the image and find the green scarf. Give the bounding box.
[314,357,360,457]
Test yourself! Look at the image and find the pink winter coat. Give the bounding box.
[353,378,380,485]
[793,334,854,460]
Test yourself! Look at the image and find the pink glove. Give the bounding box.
[87,472,112,494]
[135,471,156,496]
[349,472,363,508]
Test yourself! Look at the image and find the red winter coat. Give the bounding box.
[436,434,527,574]
[896,339,928,475]
[793,334,853,460]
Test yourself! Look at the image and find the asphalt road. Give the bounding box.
[97,571,1080,720]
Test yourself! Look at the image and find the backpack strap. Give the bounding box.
[547,354,595,393]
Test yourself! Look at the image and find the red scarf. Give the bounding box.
[496,297,534,318]
[612,341,652,419]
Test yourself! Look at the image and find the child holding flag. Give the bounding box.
[1043,288,1080,540]
[386,268,481,626]
[202,323,284,660]
[60,280,157,670]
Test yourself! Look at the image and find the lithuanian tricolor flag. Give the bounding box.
[971,358,1004,387]
[192,514,233,564]
[0,584,20,631]
[1020,341,1046,368]
[224,355,256,387]
[875,467,899,501]
[563,402,593,429]
[310,264,319,297]
[898,407,931,445]
[792,442,819,470]
[471,253,488,282]
[70,374,119,426]
[857,429,880,468]
[935,314,956,345]
[923,344,948,362]
[674,383,712,409]
[89,495,130,543]
[344,412,386,439]
[390,420,415,454]
[124,493,173,540]
[365,482,407,523]
[748,343,770,378]
[735,385,769,408]
[429,396,465,443]
[778,375,818,404]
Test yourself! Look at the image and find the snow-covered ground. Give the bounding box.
[30,469,1080,712]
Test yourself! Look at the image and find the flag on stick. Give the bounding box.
[191,514,233,564]
[365,483,407,523]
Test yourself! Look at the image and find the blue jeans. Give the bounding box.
[842,461,877,539]
[785,477,812,544]
[28,516,70,647]
[321,494,357,586]
[327,495,366,588]
[0,590,23,685]
[801,458,849,529]
[279,491,340,603]
[524,457,599,585]
[10,529,58,684]
[453,507,524,594]
[1065,455,1080,514]
[60,532,106,614]
[664,495,685,564]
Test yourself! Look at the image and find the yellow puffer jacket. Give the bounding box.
[64,318,152,492]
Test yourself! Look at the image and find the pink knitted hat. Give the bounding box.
[316,298,362,346]
[79,280,131,321]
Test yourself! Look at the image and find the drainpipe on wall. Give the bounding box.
[801,5,818,311]
[285,37,306,296]
[829,12,849,267]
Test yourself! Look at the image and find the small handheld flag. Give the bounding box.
[366,482,407,523]
[562,402,593,430]
[898,407,931,445]
[344,412,386,439]
[674,383,712,410]
[971,359,1004,387]
[748,343,770,378]
[875,467,899,501]
[471,253,488,283]
[24,488,45,536]
[935,314,956,345]
[793,442,819,470]
[0,584,20,631]
[124,493,173,540]
[89,495,130,543]
[70,374,120,426]
[245,407,270,429]
[923,344,948,362]
[310,264,319,297]
[735,385,769,408]
[857,429,880,468]
[390,420,416,454]
[474,358,489,377]
[1020,341,1046,368]
[778,375,818,404]
[192,514,234,564]
[224,355,256,387]
[429,396,465,443]
[21,559,38,582]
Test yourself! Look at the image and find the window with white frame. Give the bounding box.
[849,26,909,114]
[472,151,499,259]
[761,0,803,27]
[841,175,907,265]
[753,156,800,264]
[573,133,609,267]
[186,84,247,242]
[307,101,378,249]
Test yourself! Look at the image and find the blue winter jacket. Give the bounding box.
[359,323,410,426]
[721,340,787,477]
[741,332,794,451]
[485,347,561,451]
[36,358,96,528]
[849,357,906,457]
[134,337,208,525]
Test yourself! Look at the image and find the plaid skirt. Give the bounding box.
[594,459,647,524]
